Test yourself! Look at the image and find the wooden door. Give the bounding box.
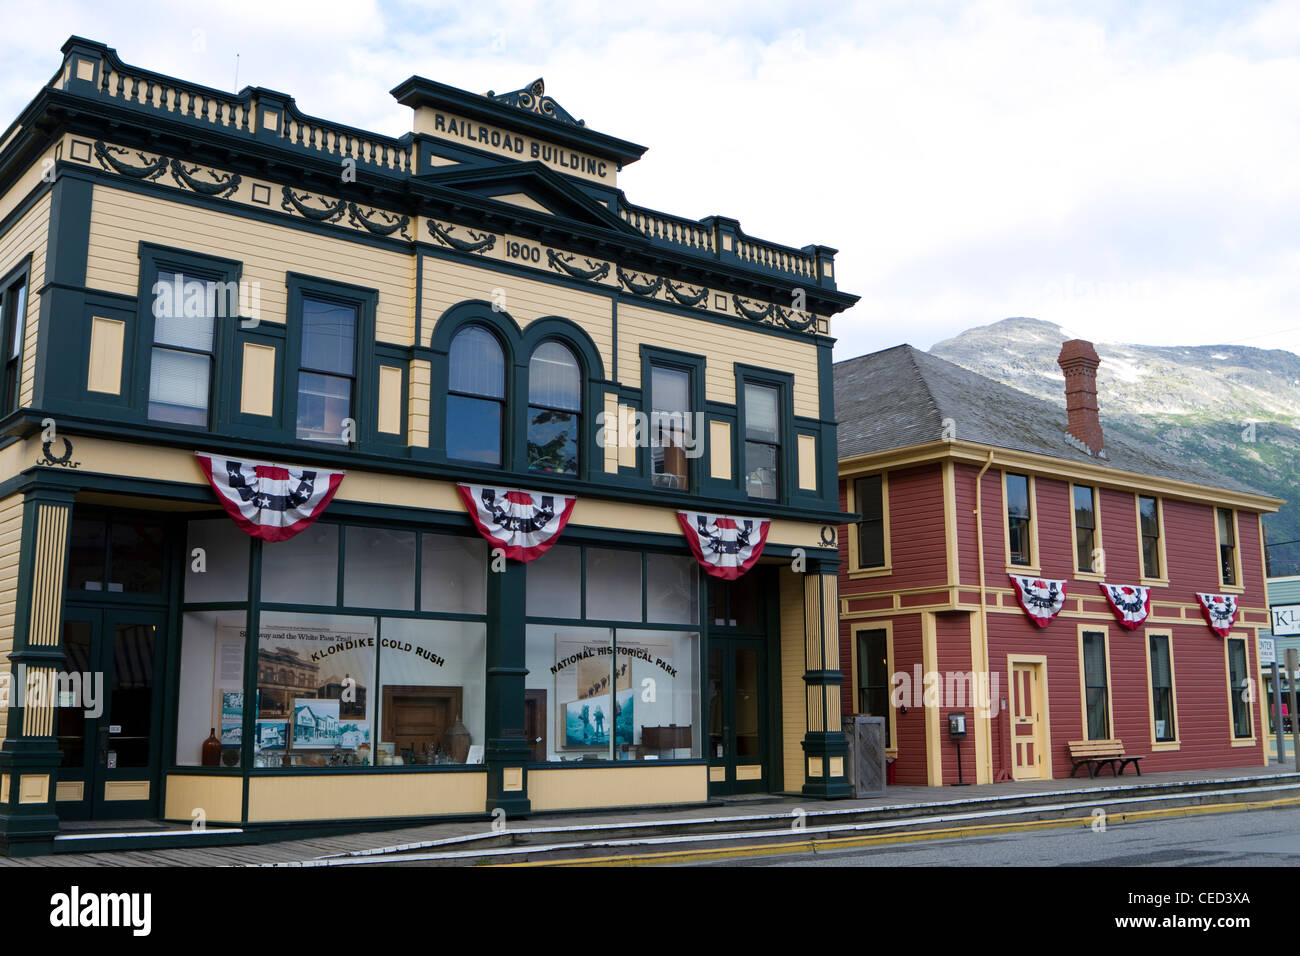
[524,690,547,762]
[1010,662,1048,780]
[382,686,462,762]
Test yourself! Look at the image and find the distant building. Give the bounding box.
[836,341,1282,785]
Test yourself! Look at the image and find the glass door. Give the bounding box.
[54,608,165,821]
[707,637,767,794]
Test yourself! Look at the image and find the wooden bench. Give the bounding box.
[1067,739,1144,778]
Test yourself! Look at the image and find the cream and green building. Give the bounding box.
[0,37,857,854]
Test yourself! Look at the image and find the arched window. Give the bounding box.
[447,325,505,465]
[527,341,581,475]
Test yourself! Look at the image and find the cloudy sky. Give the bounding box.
[2,0,1297,360]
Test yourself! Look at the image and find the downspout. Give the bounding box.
[972,450,1006,781]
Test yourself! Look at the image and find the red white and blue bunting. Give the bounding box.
[1195,592,1240,637]
[1009,575,1068,628]
[1100,583,1151,630]
[677,511,771,580]
[457,484,577,562]
[196,452,345,543]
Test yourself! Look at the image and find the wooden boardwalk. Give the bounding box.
[5,763,1294,866]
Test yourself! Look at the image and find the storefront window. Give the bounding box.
[261,523,339,605]
[344,526,415,610]
[526,544,581,619]
[185,519,250,603]
[255,611,376,768]
[378,618,486,764]
[586,547,642,621]
[646,553,698,625]
[525,544,701,763]
[421,533,487,613]
[176,523,491,771]
[175,610,248,767]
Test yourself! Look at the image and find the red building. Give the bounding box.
[835,341,1281,786]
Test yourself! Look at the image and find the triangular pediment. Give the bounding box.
[424,162,636,234]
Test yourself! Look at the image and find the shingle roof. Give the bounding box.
[834,344,1269,497]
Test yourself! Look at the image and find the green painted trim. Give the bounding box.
[734,363,796,508]
[638,345,708,491]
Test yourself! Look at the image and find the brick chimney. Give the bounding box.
[1057,339,1104,454]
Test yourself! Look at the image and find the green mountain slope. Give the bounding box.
[929,317,1300,576]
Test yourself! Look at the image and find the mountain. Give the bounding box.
[929,317,1300,577]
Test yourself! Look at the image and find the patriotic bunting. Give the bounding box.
[1100,583,1152,630]
[195,452,345,543]
[1195,592,1240,637]
[677,511,771,580]
[457,484,576,562]
[1009,575,1068,628]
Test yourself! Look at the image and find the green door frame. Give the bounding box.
[55,604,167,821]
[705,565,781,796]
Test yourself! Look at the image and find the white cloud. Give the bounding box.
[1,0,1296,365]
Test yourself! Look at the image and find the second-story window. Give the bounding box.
[295,295,357,444]
[650,364,691,491]
[1218,508,1237,587]
[855,474,885,569]
[1006,472,1032,566]
[744,383,780,501]
[149,270,215,426]
[1073,484,1097,573]
[1,273,27,414]
[1139,495,1162,579]
[528,341,580,475]
[447,325,504,465]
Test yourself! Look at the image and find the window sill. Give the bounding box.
[1217,584,1246,595]
[1073,571,1107,583]
[1005,565,1042,578]
[1139,577,1169,589]
[1230,737,1257,748]
[1151,740,1180,752]
[848,565,893,580]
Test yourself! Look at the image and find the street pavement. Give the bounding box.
[695,803,1300,866]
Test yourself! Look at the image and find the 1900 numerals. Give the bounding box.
[505,241,541,263]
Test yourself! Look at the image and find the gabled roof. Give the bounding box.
[834,344,1271,498]
[423,162,637,233]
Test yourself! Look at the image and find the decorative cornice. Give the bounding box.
[280,185,347,223]
[170,159,240,198]
[546,248,609,281]
[348,203,412,240]
[663,278,707,309]
[617,267,663,297]
[427,219,496,254]
[485,79,585,128]
[93,141,167,180]
[72,137,834,338]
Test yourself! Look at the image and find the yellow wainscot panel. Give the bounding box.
[735,766,762,781]
[104,780,150,802]
[86,316,126,395]
[709,421,732,481]
[55,781,84,802]
[377,364,403,434]
[19,773,49,804]
[164,774,244,824]
[797,434,818,491]
[240,343,276,416]
[247,771,487,823]
[528,765,708,812]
